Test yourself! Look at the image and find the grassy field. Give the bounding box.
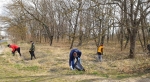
[0,40,150,82]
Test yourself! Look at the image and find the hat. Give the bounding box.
[7,44,10,47]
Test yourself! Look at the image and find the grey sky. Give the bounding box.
[0,0,10,36]
[0,0,10,16]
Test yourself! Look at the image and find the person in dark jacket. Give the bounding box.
[69,48,82,70]
[7,44,22,56]
[147,44,150,55]
[29,41,36,60]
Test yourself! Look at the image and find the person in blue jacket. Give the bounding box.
[69,48,82,70]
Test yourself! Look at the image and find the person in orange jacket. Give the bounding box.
[97,44,103,62]
[7,44,22,56]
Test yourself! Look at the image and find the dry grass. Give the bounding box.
[0,40,150,82]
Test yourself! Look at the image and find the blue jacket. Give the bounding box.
[69,49,82,68]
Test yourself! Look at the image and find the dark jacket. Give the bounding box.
[30,42,35,51]
[69,49,81,66]
[147,44,150,51]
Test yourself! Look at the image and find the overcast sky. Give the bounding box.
[0,0,10,16]
[0,0,11,36]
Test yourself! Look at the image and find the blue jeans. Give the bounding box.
[98,55,102,62]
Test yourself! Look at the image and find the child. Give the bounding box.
[29,41,36,60]
[97,44,103,62]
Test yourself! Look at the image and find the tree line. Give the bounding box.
[0,0,150,58]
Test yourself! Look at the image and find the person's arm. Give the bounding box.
[12,51,15,54]
[78,51,82,63]
[70,61,74,70]
[76,55,81,63]
[77,57,81,63]
[10,46,15,55]
[10,46,15,52]
[32,43,35,51]
[30,43,34,51]
[12,49,15,52]
[69,51,74,70]
[101,48,103,55]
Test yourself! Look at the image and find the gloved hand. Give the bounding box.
[12,51,15,56]
[78,57,81,63]
[70,66,74,70]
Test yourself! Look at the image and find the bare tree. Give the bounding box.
[16,0,56,45]
[113,0,150,58]
[4,1,27,43]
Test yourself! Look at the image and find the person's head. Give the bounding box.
[30,41,33,43]
[7,44,10,47]
[73,52,78,58]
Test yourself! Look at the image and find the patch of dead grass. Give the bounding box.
[0,40,150,81]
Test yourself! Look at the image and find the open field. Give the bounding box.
[0,40,150,82]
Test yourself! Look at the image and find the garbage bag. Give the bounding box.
[74,60,85,71]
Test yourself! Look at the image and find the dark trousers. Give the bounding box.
[29,51,36,60]
[97,52,102,61]
[14,47,21,56]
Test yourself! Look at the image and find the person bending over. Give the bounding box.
[7,44,22,56]
[69,48,82,70]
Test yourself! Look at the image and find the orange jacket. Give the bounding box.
[97,45,103,53]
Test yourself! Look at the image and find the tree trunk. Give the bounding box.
[78,30,83,46]
[69,2,81,49]
[43,24,53,46]
[107,26,109,43]
[138,31,144,51]
[120,26,123,51]
[129,28,137,58]
[124,33,129,49]
[101,34,105,45]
